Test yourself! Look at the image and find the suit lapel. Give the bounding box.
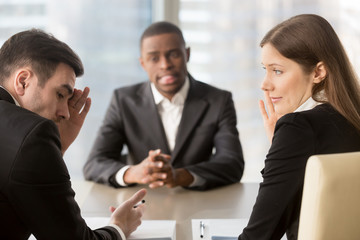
[0,87,15,104]
[134,83,170,154]
[172,77,208,161]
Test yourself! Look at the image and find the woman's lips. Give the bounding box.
[271,97,282,103]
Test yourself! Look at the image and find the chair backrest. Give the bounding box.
[298,151,360,240]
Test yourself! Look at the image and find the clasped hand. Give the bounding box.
[124,149,177,188]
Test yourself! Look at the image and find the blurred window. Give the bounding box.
[0,0,152,178]
[179,0,360,182]
[1,0,359,182]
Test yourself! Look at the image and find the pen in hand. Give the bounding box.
[200,221,205,238]
[133,199,145,208]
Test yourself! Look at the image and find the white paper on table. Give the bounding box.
[192,219,247,240]
[85,217,176,240]
[192,219,287,240]
[28,218,175,240]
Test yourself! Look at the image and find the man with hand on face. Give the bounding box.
[84,21,244,191]
[0,29,146,240]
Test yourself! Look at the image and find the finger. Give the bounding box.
[73,87,90,111]
[109,206,116,213]
[160,153,171,158]
[150,162,172,173]
[142,172,166,183]
[155,154,171,163]
[160,163,173,171]
[151,172,167,180]
[258,100,269,121]
[79,97,91,118]
[135,206,146,218]
[149,181,164,189]
[68,89,81,107]
[148,161,164,169]
[264,91,275,114]
[165,183,176,188]
[145,167,153,175]
[148,149,161,162]
[140,175,152,184]
[133,202,146,214]
[126,188,147,207]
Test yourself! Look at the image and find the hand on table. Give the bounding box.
[124,149,194,188]
[142,150,194,188]
[123,149,171,188]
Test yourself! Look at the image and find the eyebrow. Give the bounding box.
[146,48,180,55]
[145,51,159,56]
[60,84,74,95]
[261,63,284,67]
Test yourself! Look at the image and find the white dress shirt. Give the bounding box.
[294,97,321,112]
[116,77,204,187]
[151,76,189,152]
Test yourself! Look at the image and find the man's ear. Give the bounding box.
[185,47,190,62]
[313,61,327,84]
[139,56,145,69]
[13,69,32,96]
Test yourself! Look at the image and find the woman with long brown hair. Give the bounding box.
[239,14,360,240]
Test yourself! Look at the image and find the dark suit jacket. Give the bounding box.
[0,88,121,240]
[239,103,360,240]
[84,75,244,190]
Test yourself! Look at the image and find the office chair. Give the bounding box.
[298,151,360,240]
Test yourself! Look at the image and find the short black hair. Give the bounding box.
[0,28,83,85]
[140,21,185,48]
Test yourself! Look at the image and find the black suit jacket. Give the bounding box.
[239,103,360,240]
[84,75,244,190]
[0,88,121,240]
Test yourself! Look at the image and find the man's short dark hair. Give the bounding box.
[140,21,186,48]
[0,28,84,86]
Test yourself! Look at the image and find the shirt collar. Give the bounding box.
[294,97,321,112]
[0,85,20,106]
[151,76,190,105]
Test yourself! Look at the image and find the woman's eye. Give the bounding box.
[274,70,282,75]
